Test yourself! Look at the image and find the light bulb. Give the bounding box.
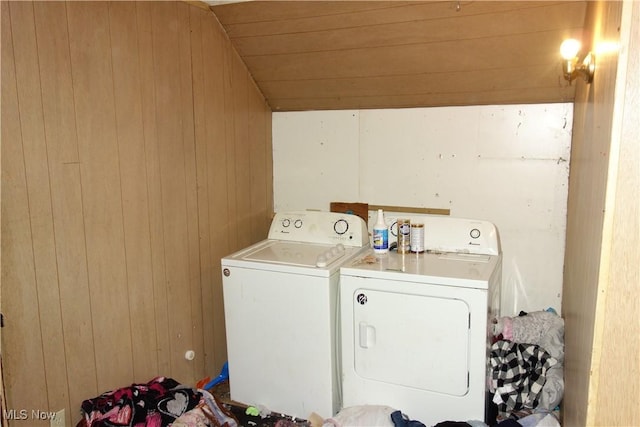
[560,39,581,59]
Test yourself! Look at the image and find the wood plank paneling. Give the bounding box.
[190,4,216,374]
[66,1,134,394]
[220,1,568,38]
[177,1,206,382]
[1,2,272,425]
[561,0,614,423]
[245,30,573,82]
[152,0,196,384]
[1,3,49,424]
[561,0,639,425]
[229,2,585,55]
[210,1,586,111]
[31,1,98,412]
[242,29,577,111]
[108,1,159,383]
[211,1,412,26]
[6,3,69,422]
[591,1,640,424]
[201,11,233,370]
[135,1,172,377]
[233,59,252,250]
[259,64,574,101]
[248,82,270,242]
[268,87,576,112]
[265,108,274,229]
[223,41,239,253]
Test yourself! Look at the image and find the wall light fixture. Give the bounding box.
[560,38,595,84]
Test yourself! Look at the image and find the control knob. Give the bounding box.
[334,219,349,235]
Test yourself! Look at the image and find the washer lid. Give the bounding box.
[223,239,367,275]
[244,241,339,268]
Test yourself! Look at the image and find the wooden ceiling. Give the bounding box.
[207,1,587,111]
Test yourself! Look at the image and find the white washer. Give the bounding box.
[340,215,501,425]
[222,211,369,418]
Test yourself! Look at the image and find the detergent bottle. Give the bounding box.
[373,209,389,254]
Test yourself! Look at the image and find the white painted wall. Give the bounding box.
[273,104,573,316]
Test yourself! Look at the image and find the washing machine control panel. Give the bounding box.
[269,211,369,247]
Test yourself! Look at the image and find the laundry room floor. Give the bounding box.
[209,381,312,427]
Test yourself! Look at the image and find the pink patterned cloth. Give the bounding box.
[78,377,201,427]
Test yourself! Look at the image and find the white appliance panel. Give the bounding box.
[340,214,502,426]
[244,241,336,267]
[367,211,501,256]
[222,211,370,419]
[341,250,499,289]
[269,210,369,247]
[224,240,366,277]
[352,288,470,396]
[223,265,339,418]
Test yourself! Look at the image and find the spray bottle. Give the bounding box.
[373,209,389,254]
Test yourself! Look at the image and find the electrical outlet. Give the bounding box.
[50,409,65,427]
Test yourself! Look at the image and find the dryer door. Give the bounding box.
[351,287,470,396]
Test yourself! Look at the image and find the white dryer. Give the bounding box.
[222,211,369,419]
[339,215,501,425]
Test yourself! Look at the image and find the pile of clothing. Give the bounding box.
[77,377,238,427]
[489,310,565,420]
[319,404,561,427]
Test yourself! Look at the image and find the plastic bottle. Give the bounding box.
[373,209,389,254]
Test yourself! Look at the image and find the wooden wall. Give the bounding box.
[589,0,640,423]
[562,0,639,425]
[210,1,583,111]
[0,2,272,425]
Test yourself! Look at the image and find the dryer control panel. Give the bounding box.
[367,210,501,256]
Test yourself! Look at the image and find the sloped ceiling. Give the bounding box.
[207,1,587,111]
